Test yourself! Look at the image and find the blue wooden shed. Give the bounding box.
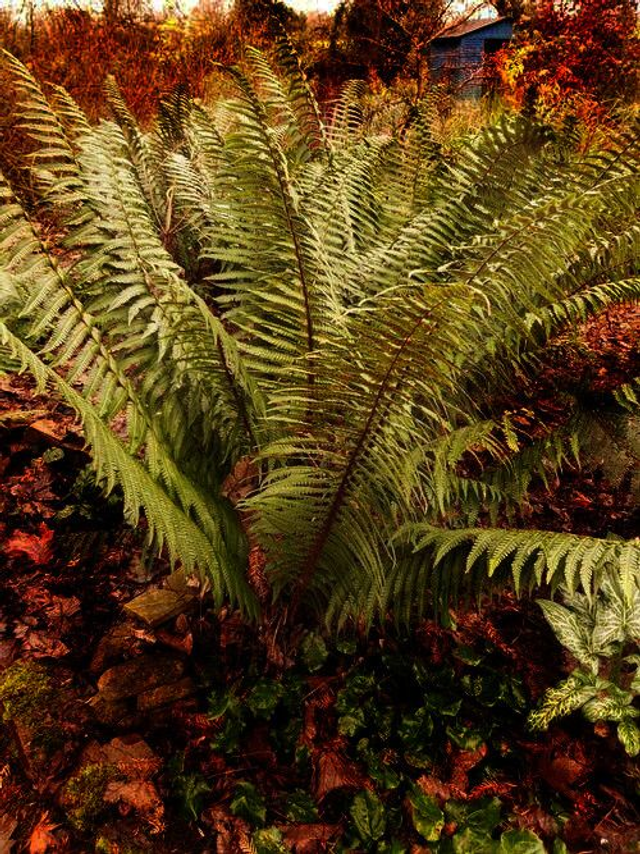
[429,17,513,96]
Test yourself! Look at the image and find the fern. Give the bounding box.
[1,47,639,628]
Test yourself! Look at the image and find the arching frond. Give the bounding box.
[2,51,639,629]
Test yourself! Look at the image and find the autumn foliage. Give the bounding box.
[0,6,235,124]
[497,0,640,122]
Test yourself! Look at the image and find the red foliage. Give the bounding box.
[497,0,640,121]
[6,522,54,566]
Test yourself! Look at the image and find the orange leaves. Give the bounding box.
[498,0,640,121]
[5,523,54,566]
[28,814,59,854]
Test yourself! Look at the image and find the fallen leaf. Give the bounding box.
[0,814,17,853]
[283,823,341,853]
[104,779,164,817]
[28,813,58,854]
[314,744,365,801]
[22,632,70,659]
[5,523,54,566]
[82,736,161,779]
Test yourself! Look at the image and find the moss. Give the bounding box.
[0,661,56,724]
[0,661,65,756]
[94,835,144,854]
[64,763,118,831]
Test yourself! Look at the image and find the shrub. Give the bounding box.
[497,0,640,124]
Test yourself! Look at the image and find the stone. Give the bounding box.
[87,693,132,727]
[96,654,184,702]
[82,735,161,778]
[124,588,195,629]
[90,622,137,674]
[136,676,196,712]
[165,566,200,596]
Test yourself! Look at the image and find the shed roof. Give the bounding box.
[434,16,510,41]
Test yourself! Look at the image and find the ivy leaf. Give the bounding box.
[207,687,240,720]
[377,841,406,853]
[247,679,284,719]
[350,790,386,843]
[453,644,484,666]
[452,828,500,853]
[211,714,246,754]
[172,774,210,820]
[230,781,267,827]
[338,706,366,737]
[398,707,434,766]
[425,690,462,717]
[301,633,328,672]
[408,785,444,842]
[498,829,546,853]
[446,724,485,751]
[285,789,319,823]
[252,827,288,854]
[446,797,502,836]
[362,751,401,791]
[336,637,358,655]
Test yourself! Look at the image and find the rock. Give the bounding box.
[24,418,83,450]
[90,622,137,674]
[81,735,161,778]
[124,588,195,629]
[96,654,184,702]
[62,737,163,834]
[165,566,200,596]
[87,693,132,727]
[136,676,196,712]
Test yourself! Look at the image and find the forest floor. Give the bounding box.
[0,305,639,854]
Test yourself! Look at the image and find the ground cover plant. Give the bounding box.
[0,39,639,852]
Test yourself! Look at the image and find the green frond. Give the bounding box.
[1,50,81,204]
[0,320,258,618]
[3,49,639,629]
[398,526,640,614]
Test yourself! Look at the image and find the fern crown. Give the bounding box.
[1,45,639,626]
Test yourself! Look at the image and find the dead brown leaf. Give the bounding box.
[283,823,341,853]
[104,779,164,829]
[0,814,17,853]
[314,743,365,801]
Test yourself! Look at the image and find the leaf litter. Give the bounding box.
[0,307,639,852]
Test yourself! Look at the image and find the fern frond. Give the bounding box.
[1,50,82,204]
[0,320,258,617]
[397,525,640,612]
